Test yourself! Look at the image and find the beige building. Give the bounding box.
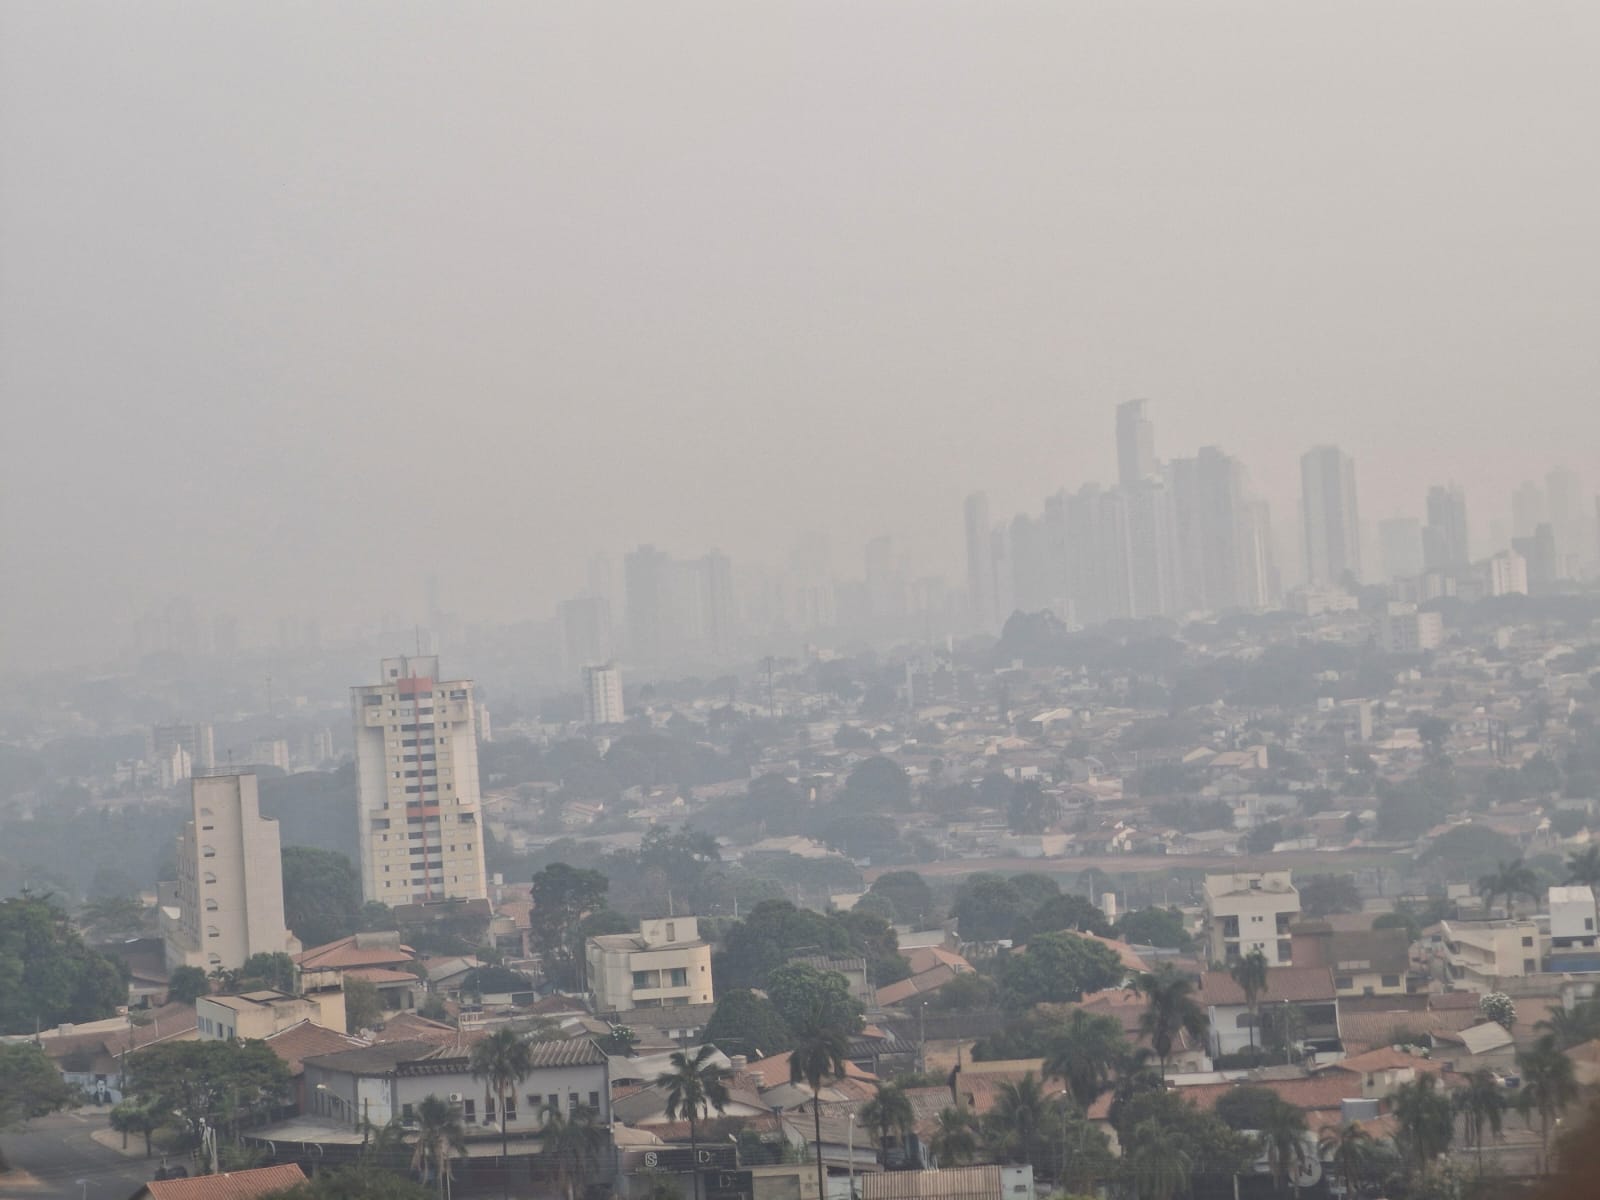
[1203,870,1301,966]
[1438,918,1541,991]
[197,986,346,1041]
[163,773,300,973]
[352,656,487,905]
[586,917,713,1012]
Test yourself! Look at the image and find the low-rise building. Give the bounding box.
[1203,871,1301,967]
[197,987,346,1042]
[1437,919,1541,991]
[586,917,713,1012]
[1291,922,1410,998]
[1196,966,1341,1059]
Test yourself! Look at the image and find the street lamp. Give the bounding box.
[847,1113,856,1200]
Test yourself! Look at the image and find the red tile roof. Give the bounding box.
[138,1164,307,1200]
[263,1020,367,1076]
[1198,967,1337,1007]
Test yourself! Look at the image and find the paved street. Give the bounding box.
[0,1112,156,1200]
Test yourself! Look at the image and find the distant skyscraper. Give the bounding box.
[964,492,996,631]
[1512,523,1559,595]
[624,545,672,664]
[698,550,737,656]
[1546,467,1584,571]
[583,663,625,726]
[1511,480,1546,539]
[154,722,216,771]
[1116,399,1157,487]
[1423,483,1470,569]
[863,536,907,619]
[1379,517,1424,581]
[559,595,612,675]
[163,773,298,972]
[1300,445,1362,586]
[351,655,487,905]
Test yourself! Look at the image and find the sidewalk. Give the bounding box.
[90,1126,149,1160]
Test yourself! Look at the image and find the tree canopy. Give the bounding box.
[0,893,127,1034]
[280,847,364,949]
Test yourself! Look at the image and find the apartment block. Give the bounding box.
[586,917,713,1012]
[1438,918,1541,991]
[1203,871,1301,966]
[352,656,487,906]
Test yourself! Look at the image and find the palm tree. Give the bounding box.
[1261,1102,1309,1195]
[1455,1069,1504,1170]
[1567,846,1600,888]
[540,1103,607,1200]
[1043,1009,1128,1110]
[788,1004,851,1200]
[1127,1119,1190,1200]
[1135,964,1208,1078]
[859,1083,915,1168]
[1230,949,1270,1054]
[983,1074,1050,1169]
[1518,1033,1579,1173]
[1317,1122,1372,1200]
[1392,1074,1453,1176]
[657,1044,733,1200]
[470,1027,534,1199]
[411,1095,467,1200]
[1538,999,1600,1049]
[1478,858,1538,915]
[929,1107,979,1167]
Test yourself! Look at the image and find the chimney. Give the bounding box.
[729,1054,748,1070]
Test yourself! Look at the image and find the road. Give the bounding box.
[0,1112,155,1200]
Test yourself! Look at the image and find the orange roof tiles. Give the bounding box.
[138,1164,307,1200]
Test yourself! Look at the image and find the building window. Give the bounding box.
[202,846,216,858]
[1522,936,1534,948]
[402,1104,414,1123]
[1335,976,1353,991]
[1524,958,1537,973]
[667,968,688,988]
[568,1092,579,1111]
[588,1091,600,1110]
[1277,940,1292,961]
[1381,974,1400,987]
[463,1099,475,1121]
[503,1099,516,1122]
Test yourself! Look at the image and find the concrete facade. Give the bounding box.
[583,663,625,726]
[1203,870,1301,966]
[586,917,714,1012]
[1438,918,1541,991]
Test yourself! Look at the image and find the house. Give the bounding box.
[1073,988,1208,1073]
[1291,921,1411,998]
[586,918,714,1012]
[1196,966,1341,1059]
[197,988,346,1042]
[1203,871,1301,967]
[302,1037,611,1137]
[130,1164,307,1200]
[859,1165,1034,1200]
[24,1002,198,1105]
[1547,886,1600,971]
[789,955,876,1008]
[1437,919,1541,991]
[1311,1045,1454,1101]
[262,1020,367,1112]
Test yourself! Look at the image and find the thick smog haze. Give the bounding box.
[4,2,1598,669]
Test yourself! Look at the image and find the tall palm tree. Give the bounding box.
[1478,858,1538,915]
[1127,1119,1190,1200]
[859,1083,915,1168]
[1392,1074,1453,1176]
[1518,1033,1580,1174]
[1317,1122,1372,1200]
[1135,964,1209,1078]
[1455,1069,1504,1170]
[411,1095,467,1200]
[657,1044,732,1200]
[540,1103,607,1200]
[1538,999,1600,1049]
[789,1004,851,1200]
[1230,949,1270,1054]
[1043,1009,1127,1109]
[929,1107,979,1167]
[1261,1102,1309,1194]
[470,1027,535,1199]
[1567,846,1600,889]
[982,1073,1050,1170]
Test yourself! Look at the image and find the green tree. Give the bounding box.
[765,963,864,1034]
[1519,1033,1579,1174]
[788,1006,850,1200]
[410,1094,466,1200]
[109,1098,162,1158]
[1007,779,1060,835]
[1259,1098,1309,1194]
[124,1038,292,1149]
[344,978,383,1034]
[1135,965,1208,1078]
[1567,846,1600,889]
[929,1106,980,1167]
[1393,1073,1454,1175]
[981,1072,1052,1168]
[658,1044,732,1200]
[1125,1119,1190,1200]
[0,1042,78,1170]
[1479,991,1516,1032]
[1298,874,1362,917]
[1023,893,1113,939]
[470,1027,533,1193]
[235,952,297,992]
[1114,907,1192,950]
[77,895,149,939]
[280,847,364,949]
[0,893,128,1034]
[704,990,793,1057]
[1043,1009,1127,1110]
[867,871,933,927]
[166,965,211,1006]
[927,972,998,1013]
[538,1102,607,1200]
[1477,858,1539,915]
[1538,998,1600,1049]
[996,931,1122,1013]
[1230,949,1269,1053]
[530,863,609,990]
[844,757,911,811]
[260,1165,434,1200]
[950,874,1027,942]
[714,900,847,991]
[1456,1068,1504,1170]
[860,1083,915,1165]
[1317,1122,1373,1200]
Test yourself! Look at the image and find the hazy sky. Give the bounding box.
[4,3,1599,668]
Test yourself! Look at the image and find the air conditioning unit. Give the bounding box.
[448,1093,463,1103]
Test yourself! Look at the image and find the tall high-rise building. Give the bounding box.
[698,550,737,656]
[1116,399,1157,486]
[1512,480,1547,539]
[964,492,996,631]
[351,655,486,905]
[1513,524,1559,595]
[559,595,613,676]
[153,722,216,772]
[163,773,299,972]
[1423,483,1470,569]
[1301,446,1362,586]
[583,663,625,726]
[1546,467,1584,571]
[624,545,673,665]
[1379,518,1424,581]
[863,536,907,619]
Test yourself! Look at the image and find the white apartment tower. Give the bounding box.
[164,773,299,972]
[1301,445,1362,586]
[352,656,487,905]
[583,663,625,727]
